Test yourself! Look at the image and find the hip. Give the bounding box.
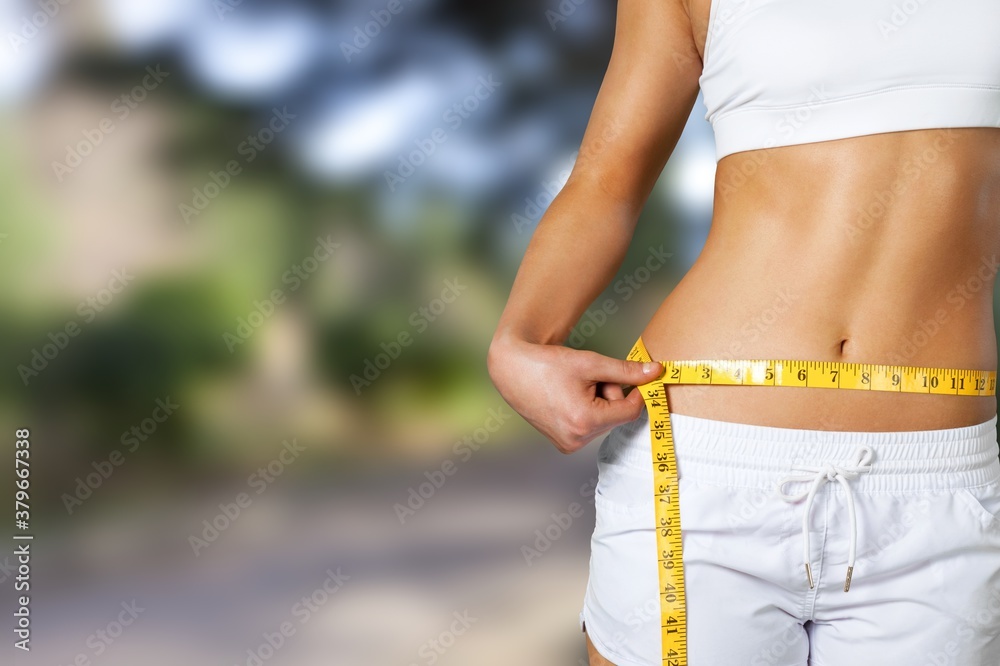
[647,384,998,431]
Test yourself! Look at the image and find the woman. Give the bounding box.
[487,0,1000,664]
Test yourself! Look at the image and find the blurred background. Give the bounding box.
[0,1,722,664]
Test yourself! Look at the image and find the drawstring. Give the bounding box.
[776,446,874,592]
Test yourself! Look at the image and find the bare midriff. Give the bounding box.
[640,128,1000,431]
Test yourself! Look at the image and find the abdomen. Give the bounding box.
[640,128,1000,430]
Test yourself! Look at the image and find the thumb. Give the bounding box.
[584,351,664,387]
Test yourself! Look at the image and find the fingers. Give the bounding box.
[554,389,645,455]
[493,344,664,456]
[561,350,660,447]
[579,350,663,387]
[598,382,626,401]
[594,388,646,430]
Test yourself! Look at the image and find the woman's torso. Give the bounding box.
[641,0,1000,430]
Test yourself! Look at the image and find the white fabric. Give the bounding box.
[698,0,1000,160]
[776,446,874,592]
[581,409,1000,666]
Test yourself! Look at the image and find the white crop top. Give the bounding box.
[698,0,1000,161]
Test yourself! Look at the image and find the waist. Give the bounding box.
[644,250,999,372]
[636,307,998,429]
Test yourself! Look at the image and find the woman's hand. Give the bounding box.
[483,1,699,454]
[487,333,664,454]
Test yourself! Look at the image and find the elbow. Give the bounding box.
[486,329,509,390]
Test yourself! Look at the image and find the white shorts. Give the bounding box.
[580,409,1000,666]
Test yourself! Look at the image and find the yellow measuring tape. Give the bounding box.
[625,336,996,666]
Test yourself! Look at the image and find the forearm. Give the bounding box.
[484,0,704,453]
[494,174,641,346]
[491,0,702,350]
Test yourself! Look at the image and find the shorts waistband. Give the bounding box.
[602,410,1000,492]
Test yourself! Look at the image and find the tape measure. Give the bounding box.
[625,336,996,666]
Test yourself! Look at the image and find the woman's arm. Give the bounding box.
[488,0,703,453]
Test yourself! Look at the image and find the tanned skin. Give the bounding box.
[487,2,1000,660]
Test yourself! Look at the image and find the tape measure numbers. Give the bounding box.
[625,336,996,666]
